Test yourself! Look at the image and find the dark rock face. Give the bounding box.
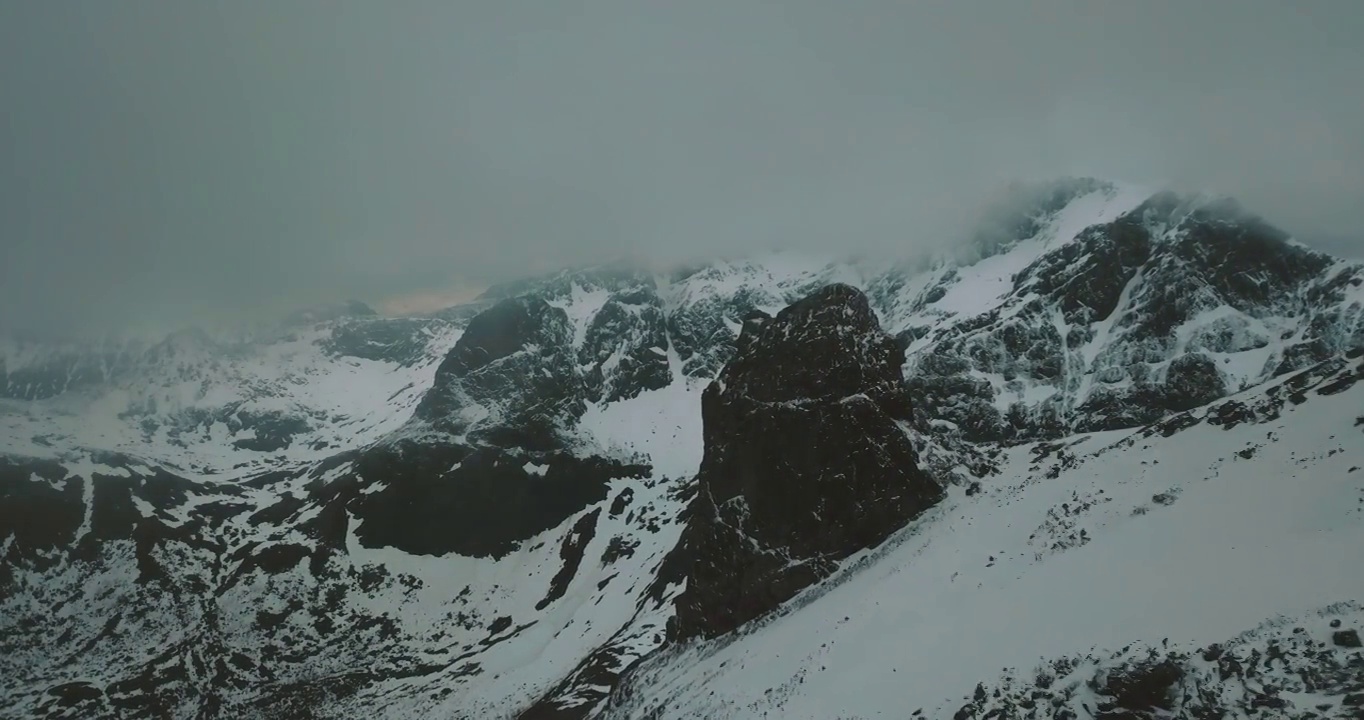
[321,317,451,367]
[350,291,659,561]
[266,284,666,567]
[416,296,584,451]
[529,265,673,400]
[443,297,571,376]
[1096,658,1184,714]
[0,451,249,601]
[905,190,1362,443]
[7,182,1364,718]
[662,260,846,381]
[667,285,776,379]
[487,266,675,405]
[962,613,1364,720]
[343,443,647,559]
[535,509,601,610]
[0,456,86,559]
[669,284,943,640]
[579,294,672,404]
[0,453,240,561]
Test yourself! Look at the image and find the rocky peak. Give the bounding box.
[569,275,674,405]
[306,292,656,564]
[446,296,571,376]
[319,315,453,367]
[715,283,908,411]
[416,296,582,450]
[734,309,772,354]
[1124,192,1335,313]
[669,283,943,641]
[904,190,1364,443]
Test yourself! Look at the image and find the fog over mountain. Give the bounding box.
[2,1,1363,336]
[4,6,1364,717]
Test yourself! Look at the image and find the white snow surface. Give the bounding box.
[3,181,1363,719]
[0,320,461,478]
[7,182,1353,478]
[317,365,709,718]
[602,366,1364,719]
[929,184,1151,319]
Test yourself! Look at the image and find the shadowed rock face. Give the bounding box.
[670,283,943,641]
[579,294,672,404]
[903,189,1362,444]
[415,296,584,451]
[8,183,1364,719]
[318,291,663,562]
[344,442,647,559]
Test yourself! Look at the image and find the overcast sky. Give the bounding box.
[2,1,1362,336]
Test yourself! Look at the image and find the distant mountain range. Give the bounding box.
[2,178,1362,719]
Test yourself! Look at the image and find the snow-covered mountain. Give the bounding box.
[604,354,1364,719]
[0,307,462,476]
[2,179,1362,719]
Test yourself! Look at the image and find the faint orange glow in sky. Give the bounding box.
[376,284,488,316]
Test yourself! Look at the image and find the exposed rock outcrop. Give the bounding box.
[6,179,1364,719]
[957,609,1364,720]
[344,442,646,558]
[904,187,1364,443]
[578,290,672,404]
[669,283,943,640]
[415,296,585,451]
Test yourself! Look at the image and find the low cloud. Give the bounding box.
[2,1,1361,336]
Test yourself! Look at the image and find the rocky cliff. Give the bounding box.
[2,178,1362,719]
[669,284,943,640]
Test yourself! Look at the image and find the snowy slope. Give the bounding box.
[6,179,1357,476]
[0,315,461,478]
[339,373,710,719]
[0,341,711,719]
[602,356,1364,719]
[880,181,1155,328]
[2,178,1362,719]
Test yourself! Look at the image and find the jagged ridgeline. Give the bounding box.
[2,179,1362,719]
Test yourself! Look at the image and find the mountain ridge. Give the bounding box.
[2,178,1362,718]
